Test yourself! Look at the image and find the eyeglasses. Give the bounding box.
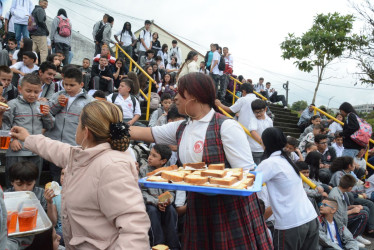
[318,141,327,145]
[318,202,335,209]
[254,110,265,115]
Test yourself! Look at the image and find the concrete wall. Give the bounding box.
[46,17,94,66]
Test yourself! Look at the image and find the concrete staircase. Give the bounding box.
[269,104,301,138]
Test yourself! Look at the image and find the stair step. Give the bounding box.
[275,126,301,134]
[274,121,299,129]
[274,116,299,124]
[271,109,298,117]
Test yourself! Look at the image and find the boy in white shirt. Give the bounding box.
[107,78,143,127]
[249,99,273,165]
[10,51,39,81]
[332,132,344,157]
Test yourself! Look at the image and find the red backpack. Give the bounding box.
[57,16,71,37]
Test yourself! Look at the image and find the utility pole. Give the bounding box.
[283,81,289,106]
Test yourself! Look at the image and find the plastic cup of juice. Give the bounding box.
[7,211,18,234]
[39,101,49,114]
[18,207,37,232]
[0,130,11,150]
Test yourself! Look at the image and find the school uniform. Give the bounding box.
[152,109,271,250]
[248,115,273,165]
[107,93,144,127]
[256,151,318,250]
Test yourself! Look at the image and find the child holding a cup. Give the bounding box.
[2,74,55,188]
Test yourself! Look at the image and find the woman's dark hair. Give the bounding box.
[330,156,354,173]
[57,8,67,18]
[238,75,244,82]
[138,65,153,89]
[185,51,198,63]
[339,102,357,115]
[152,64,161,83]
[162,73,175,86]
[9,161,39,182]
[261,127,300,176]
[17,38,33,62]
[122,22,132,37]
[114,58,125,75]
[305,151,323,181]
[178,72,219,112]
[170,56,178,65]
[127,71,140,95]
[162,44,168,53]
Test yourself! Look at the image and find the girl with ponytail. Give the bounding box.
[10,101,150,249]
[257,127,319,249]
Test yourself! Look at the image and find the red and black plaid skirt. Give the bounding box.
[182,192,273,250]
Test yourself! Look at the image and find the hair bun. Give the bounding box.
[109,122,130,151]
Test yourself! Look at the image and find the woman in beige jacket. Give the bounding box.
[11,101,150,250]
[176,51,199,83]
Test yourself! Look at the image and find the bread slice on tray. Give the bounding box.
[147,176,168,182]
[183,162,206,169]
[209,176,238,186]
[184,174,209,185]
[201,170,227,178]
[146,165,178,176]
[230,168,244,180]
[208,163,225,170]
[161,171,187,182]
[152,244,169,250]
[242,178,255,187]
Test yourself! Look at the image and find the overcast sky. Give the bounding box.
[3,0,373,108]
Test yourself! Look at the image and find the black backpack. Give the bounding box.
[111,93,137,113]
[94,22,105,43]
[218,55,226,71]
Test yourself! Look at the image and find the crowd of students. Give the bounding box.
[0,1,373,250]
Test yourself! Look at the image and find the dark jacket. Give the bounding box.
[320,146,337,165]
[30,5,49,36]
[91,64,113,79]
[342,113,362,150]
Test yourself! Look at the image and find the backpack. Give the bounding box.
[349,114,372,147]
[218,55,226,71]
[150,92,160,110]
[111,93,137,113]
[57,16,71,37]
[95,23,106,43]
[28,10,38,32]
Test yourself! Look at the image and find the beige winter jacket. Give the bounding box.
[24,135,150,250]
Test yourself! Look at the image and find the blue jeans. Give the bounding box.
[14,24,29,46]
[342,149,359,158]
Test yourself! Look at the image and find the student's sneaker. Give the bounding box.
[356,235,371,245]
[283,106,288,109]
[355,239,366,248]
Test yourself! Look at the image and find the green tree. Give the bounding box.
[280,13,365,103]
[291,100,308,111]
[351,0,374,85]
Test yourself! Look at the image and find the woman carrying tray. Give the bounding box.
[256,127,318,249]
[10,101,150,249]
[130,73,273,249]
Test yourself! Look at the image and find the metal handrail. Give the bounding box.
[312,106,374,170]
[218,107,316,189]
[115,44,155,121]
[229,76,268,101]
